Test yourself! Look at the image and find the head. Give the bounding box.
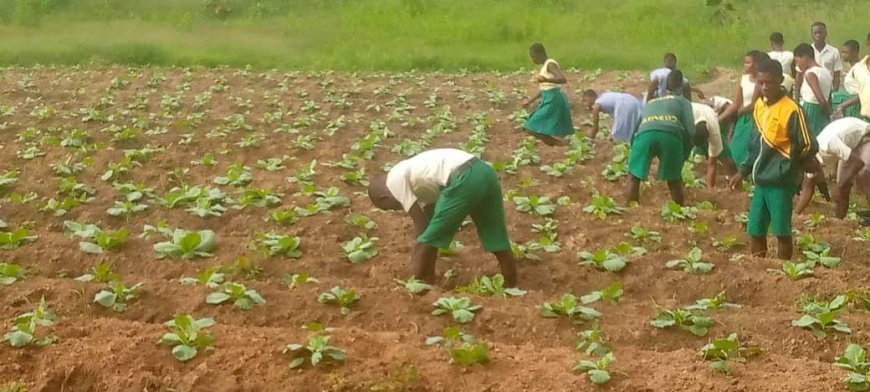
[529,43,547,65]
[367,175,403,211]
[663,53,677,69]
[743,50,769,74]
[793,43,815,71]
[843,40,861,63]
[770,32,785,48]
[666,69,684,92]
[811,22,827,45]
[581,89,598,109]
[693,122,709,147]
[756,59,785,102]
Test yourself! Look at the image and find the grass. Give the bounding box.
[0,0,867,76]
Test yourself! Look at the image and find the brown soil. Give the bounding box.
[0,66,867,392]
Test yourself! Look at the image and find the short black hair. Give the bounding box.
[811,21,827,30]
[794,43,815,58]
[844,39,860,52]
[664,53,677,62]
[757,59,784,76]
[770,32,784,44]
[746,50,770,64]
[582,89,597,98]
[667,69,684,86]
[530,43,546,55]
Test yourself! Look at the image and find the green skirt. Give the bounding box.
[730,113,754,168]
[832,91,862,119]
[802,102,830,138]
[525,88,575,137]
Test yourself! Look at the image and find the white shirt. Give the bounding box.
[691,103,724,158]
[800,66,833,104]
[814,43,844,75]
[818,117,870,162]
[769,50,794,73]
[740,74,756,108]
[705,96,733,113]
[538,59,560,91]
[386,148,475,212]
[844,56,870,95]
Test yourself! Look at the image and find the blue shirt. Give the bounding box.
[647,67,689,102]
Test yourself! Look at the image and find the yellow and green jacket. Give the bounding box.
[739,95,818,186]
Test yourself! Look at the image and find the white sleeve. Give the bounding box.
[834,52,844,72]
[385,163,418,212]
[828,136,853,162]
[706,122,724,158]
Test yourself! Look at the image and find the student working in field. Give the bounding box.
[627,70,695,205]
[367,148,518,286]
[644,53,704,103]
[832,39,864,119]
[719,50,768,168]
[768,32,795,93]
[523,43,574,146]
[691,102,738,189]
[796,117,870,219]
[795,43,833,138]
[729,59,819,260]
[581,89,642,142]
[835,33,870,119]
[795,22,844,101]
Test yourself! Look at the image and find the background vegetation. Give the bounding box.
[0,0,867,76]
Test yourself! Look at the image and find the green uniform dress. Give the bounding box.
[524,59,575,137]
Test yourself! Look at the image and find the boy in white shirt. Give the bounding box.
[769,32,795,92]
[368,148,518,286]
[795,22,844,100]
[691,102,738,188]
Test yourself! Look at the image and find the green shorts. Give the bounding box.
[628,130,685,181]
[417,160,511,252]
[693,123,733,160]
[747,185,796,237]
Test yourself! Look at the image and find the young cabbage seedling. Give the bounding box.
[284,323,347,369]
[580,281,624,304]
[206,282,266,310]
[0,227,37,249]
[94,282,144,312]
[0,262,27,285]
[425,327,490,366]
[583,191,626,219]
[511,195,556,216]
[158,315,215,362]
[767,261,814,281]
[3,296,57,348]
[686,292,741,311]
[792,295,851,338]
[661,200,698,223]
[283,272,319,289]
[153,229,216,260]
[345,213,377,231]
[394,276,433,294]
[651,307,715,337]
[576,320,611,356]
[455,274,526,298]
[180,265,225,288]
[666,247,714,274]
[540,294,602,325]
[74,262,121,283]
[432,297,483,324]
[342,234,378,264]
[578,249,628,272]
[833,344,870,390]
[572,352,616,385]
[249,231,303,258]
[628,226,662,244]
[318,287,360,316]
[700,333,762,375]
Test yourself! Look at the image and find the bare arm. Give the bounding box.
[706,156,718,189]
[719,85,743,123]
[590,104,600,138]
[408,203,438,281]
[543,62,568,84]
[524,90,542,108]
[737,83,761,115]
[794,72,804,100]
[647,79,658,102]
[408,203,433,237]
[833,71,842,92]
[794,174,816,214]
[805,73,830,113]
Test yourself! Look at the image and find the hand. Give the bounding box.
[728,173,744,191]
[535,74,548,83]
[832,107,844,119]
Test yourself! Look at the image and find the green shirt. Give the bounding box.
[637,95,696,138]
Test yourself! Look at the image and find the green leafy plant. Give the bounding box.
[792,295,851,337]
[666,247,714,274]
[314,187,350,210]
[578,249,628,272]
[700,333,763,375]
[249,231,303,258]
[394,276,433,294]
[283,272,319,288]
[213,162,253,186]
[512,195,556,216]
[207,282,266,310]
[0,262,27,285]
[180,265,225,288]
[285,323,347,369]
[712,235,741,252]
[580,281,624,304]
[455,274,526,297]
[153,229,216,260]
[833,344,870,391]
[803,212,826,227]
[3,297,57,348]
[576,320,611,356]
[686,292,741,311]
[661,200,698,223]
[74,262,121,283]
[158,315,215,362]
[425,327,490,366]
[64,221,128,254]
[583,191,625,219]
[432,297,483,324]
[343,234,378,263]
[94,282,144,312]
[318,287,360,316]
[651,307,714,337]
[572,352,616,385]
[768,261,814,281]
[0,227,37,249]
[235,187,283,209]
[345,213,377,231]
[628,226,661,244]
[539,294,602,324]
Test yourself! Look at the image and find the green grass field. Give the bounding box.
[0,0,867,76]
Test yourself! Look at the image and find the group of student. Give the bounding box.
[366,26,870,287]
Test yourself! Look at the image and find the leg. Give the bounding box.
[526,130,559,146]
[720,156,738,177]
[834,182,852,219]
[776,236,793,260]
[750,236,767,257]
[492,250,518,287]
[627,175,642,204]
[794,174,816,215]
[666,180,685,205]
[411,243,438,282]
